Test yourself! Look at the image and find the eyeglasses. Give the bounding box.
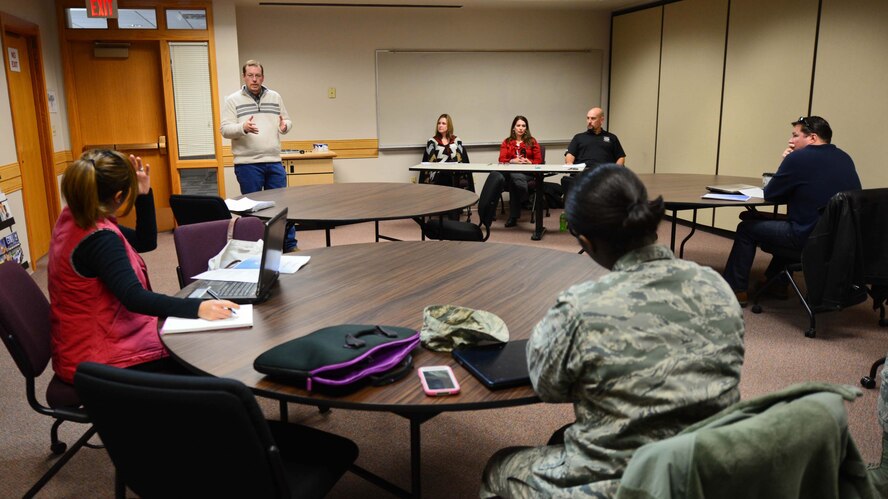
[797,116,812,129]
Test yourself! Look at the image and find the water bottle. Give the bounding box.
[559,212,568,232]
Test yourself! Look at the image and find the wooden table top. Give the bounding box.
[636,173,773,209]
[163,241,604,414]
[242,183,479,223]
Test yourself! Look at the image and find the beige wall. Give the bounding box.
[0,0,70,267]
[656,0,727,176]
[609,6,661,174]
[813,0,888,190]
[610,0,888,232]
[222,5,611,186]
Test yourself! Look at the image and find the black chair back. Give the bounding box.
[169,194,231,226]
[74,362,291,498]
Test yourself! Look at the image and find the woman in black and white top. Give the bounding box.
[420,114,474,192]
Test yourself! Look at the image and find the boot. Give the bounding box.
[868,430,888,496]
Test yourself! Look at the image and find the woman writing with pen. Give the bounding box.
[48,149,238,383]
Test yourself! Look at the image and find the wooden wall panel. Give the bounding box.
[609,7,662,174]
[813,0,888,189]
[656,0,727,175]
[715,0,819,230]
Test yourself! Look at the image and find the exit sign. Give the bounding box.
[85,0,118,19]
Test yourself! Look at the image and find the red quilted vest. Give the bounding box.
[48,208,164,383]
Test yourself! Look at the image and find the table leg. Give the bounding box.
[669,209,678,252]
[399,411,438,498]
[531,173,546,241]
[325,228,331,247]
[678,209,698,259]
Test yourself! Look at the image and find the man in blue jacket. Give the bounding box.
[723,116,861,306]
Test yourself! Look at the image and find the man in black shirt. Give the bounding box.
[562,107,626,194]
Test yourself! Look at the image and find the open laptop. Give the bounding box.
[452,340,531,390]
[191,207,287,304]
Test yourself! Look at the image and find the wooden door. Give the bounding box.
[69,40,174,230]
[5,32,54,262]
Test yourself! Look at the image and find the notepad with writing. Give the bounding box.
[161,305,253,334]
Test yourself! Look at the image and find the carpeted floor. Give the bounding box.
[3,207,886,498]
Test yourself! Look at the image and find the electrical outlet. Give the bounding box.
[328,87,336,99]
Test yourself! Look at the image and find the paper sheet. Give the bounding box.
[232,255,310,274]
[161,305,253,334]
[191,268,259,282]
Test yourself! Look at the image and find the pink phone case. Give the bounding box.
[418,366,460,396]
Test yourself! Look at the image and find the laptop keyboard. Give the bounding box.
[212,280,257,297]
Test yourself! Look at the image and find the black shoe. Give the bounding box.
[505,218,518,228]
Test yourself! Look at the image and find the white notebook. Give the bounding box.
[161,305,254,334]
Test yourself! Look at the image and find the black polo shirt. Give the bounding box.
[567,128,626,167]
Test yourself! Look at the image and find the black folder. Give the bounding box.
[452,340,531,390]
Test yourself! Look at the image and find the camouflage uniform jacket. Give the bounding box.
[526,244,745,492]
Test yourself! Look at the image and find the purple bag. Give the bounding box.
[253,324,419,393]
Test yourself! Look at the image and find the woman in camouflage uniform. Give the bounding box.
[481,165,745,498]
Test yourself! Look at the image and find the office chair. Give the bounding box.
[0,262,97,498]
[616,383,873,498]
[416,171,504,242]
[169,194,232,226]
[74,362,359,499]
[752,189,888,339]
[172,217,265,288]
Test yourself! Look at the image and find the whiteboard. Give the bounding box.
[376,50,602,149]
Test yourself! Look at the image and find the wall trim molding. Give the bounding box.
[54,150,74,177]
[0,161,22,193]
[221,138,378,165]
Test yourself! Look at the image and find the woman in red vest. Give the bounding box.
[498,115,542,228]
[48,149,238,383]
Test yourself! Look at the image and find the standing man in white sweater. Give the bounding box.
[221,59,296,250]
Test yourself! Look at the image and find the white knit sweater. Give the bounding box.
[220,86,292,164]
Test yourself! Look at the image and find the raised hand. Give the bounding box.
[130,154,151,195]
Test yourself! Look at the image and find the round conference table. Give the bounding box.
[635,173,776,257]
[164,240,602,497]
[243,183,479,246]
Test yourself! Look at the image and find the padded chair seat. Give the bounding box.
[46,376,82,408]
[267,420,359,499]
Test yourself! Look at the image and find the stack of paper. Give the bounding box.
[161,305,254,334]
[224,197,275,213]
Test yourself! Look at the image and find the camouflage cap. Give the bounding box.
[420,305,509,352]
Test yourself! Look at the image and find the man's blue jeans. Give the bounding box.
[723,219,805,292]
[235,162,297,250]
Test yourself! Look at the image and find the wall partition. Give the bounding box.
[610,0,885,232]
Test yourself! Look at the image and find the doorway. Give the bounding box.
[67,40,174,230]
[1,15,58,266]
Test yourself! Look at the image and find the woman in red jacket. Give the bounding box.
[48,149,238,383]
[498,115,542,227]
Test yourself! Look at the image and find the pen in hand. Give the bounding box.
[205,288,238,317]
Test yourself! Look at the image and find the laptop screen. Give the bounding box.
[256,207,287,297]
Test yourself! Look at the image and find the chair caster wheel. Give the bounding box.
[751,304,762,314]
[804,328,816,338]
[862,376,877,389]
[51,441,67,455]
